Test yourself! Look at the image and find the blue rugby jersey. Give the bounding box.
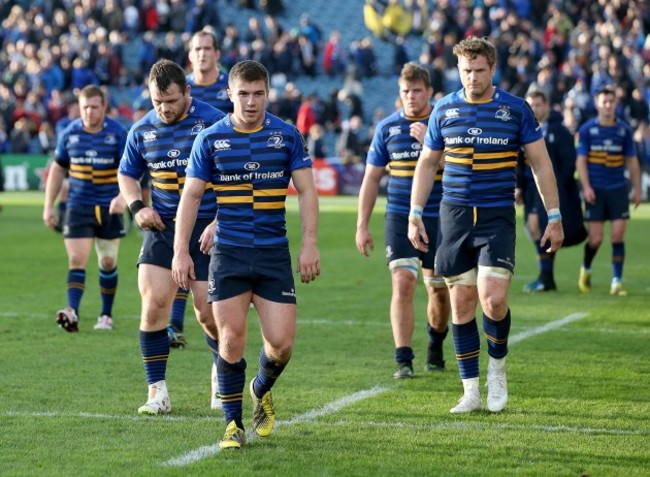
[367,109,443,218]
[577,118,635,190]
[119,98,225,219]
[54,117,127,207]
[425,87,543,208]
[187,112,312,248]
[186,70,233,113]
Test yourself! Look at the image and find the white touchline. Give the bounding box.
[161,386,389,467]
[509,312,589,345]
[161,311,589,467]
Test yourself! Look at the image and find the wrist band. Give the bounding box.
[410,205,423,217]
[547,207,561,223]
[129,199,146,215]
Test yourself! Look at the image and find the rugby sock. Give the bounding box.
[139,329,169,385]
[253,348,287,397]
[452,318,480,379]
[67,268,85,314]
[612,242,625,282]
[583,243,599,270]
[394,346,415,366]
[483,309,511,359]
[427,323,448,346]
[536,243,555,275]
[99,267,117,317]
[169,288,189,331]
[204,334,220,366]
[217,357,247,429]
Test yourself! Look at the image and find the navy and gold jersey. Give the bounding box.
[54,117,127,208]
[577,118,635,190]
[425,87,543,208]
[367,109,442,218]
[187,112,312,248]
[187,70,233,113]
[119,99,225,219]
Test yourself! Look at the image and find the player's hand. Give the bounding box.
[355,228,374,257]
[134,207,166,231]
[540,221,564,253]
[408,214,429,252]
[514,188,523,205]
[633,189,642,209]
[582,185,596,205]
[297,244,320,283]
[172,251,195,290]
[109,195,127,215]
[409,122,427,144]
[199,221,216,254]
[43,206,58,229]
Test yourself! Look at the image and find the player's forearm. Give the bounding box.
[44,166,64,208]
[575,155,591,190]
[298,188,319,248]
[627,156,641,193]
[410,155,437,209]
[174,179,205,252]
[357,178,380,229]
[117,174,142,205]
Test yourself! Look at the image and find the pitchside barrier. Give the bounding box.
[2,154,649,201]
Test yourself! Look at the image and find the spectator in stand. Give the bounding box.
[307,124,327,159]
[337,115,365,164]
[323,31,346,76]
[296,93,318,138]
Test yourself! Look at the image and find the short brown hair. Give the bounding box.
[191,29,219,50]
[78,85,105,105]
[399,62,431,89]
[228,60,269,90]
[526,90,548,103]
[453,36,497,69]
[149,59,187,93]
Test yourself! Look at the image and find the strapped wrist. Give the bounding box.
[129,199,146,215]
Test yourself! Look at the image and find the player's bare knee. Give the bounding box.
[390,259,418,297]
[95,239,119,270]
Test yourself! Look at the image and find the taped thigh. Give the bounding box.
[423,275,447,289]
[477,265,513,281]
[443,268,478,286]
[389,257,419,279]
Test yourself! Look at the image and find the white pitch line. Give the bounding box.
[161,386,389,467]
[1,410,217,423]
[329,419,650,437]
[509,312,588,345]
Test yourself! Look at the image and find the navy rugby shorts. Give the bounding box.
[384,212,438,270]
[584,187,629,221]
[137,217,212,280]
[63,204,125,239]
[435,203,516,276]
[208,244,296,304]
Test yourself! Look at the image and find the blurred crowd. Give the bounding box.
[2,0,650,166]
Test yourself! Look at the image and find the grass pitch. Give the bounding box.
[0,192,649,476]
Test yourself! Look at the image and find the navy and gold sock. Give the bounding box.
[217,357,247,429]
[253,349,287,397]
[99,267,117,317]
[169,288,189,331]
[452,318,480,379]
[204,334,219,366]
[612,242,625,282]
[67,268,85,314]
[139,329,169,384]
[483,310,511,359]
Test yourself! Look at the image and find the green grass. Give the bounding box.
[1,192,649,477]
